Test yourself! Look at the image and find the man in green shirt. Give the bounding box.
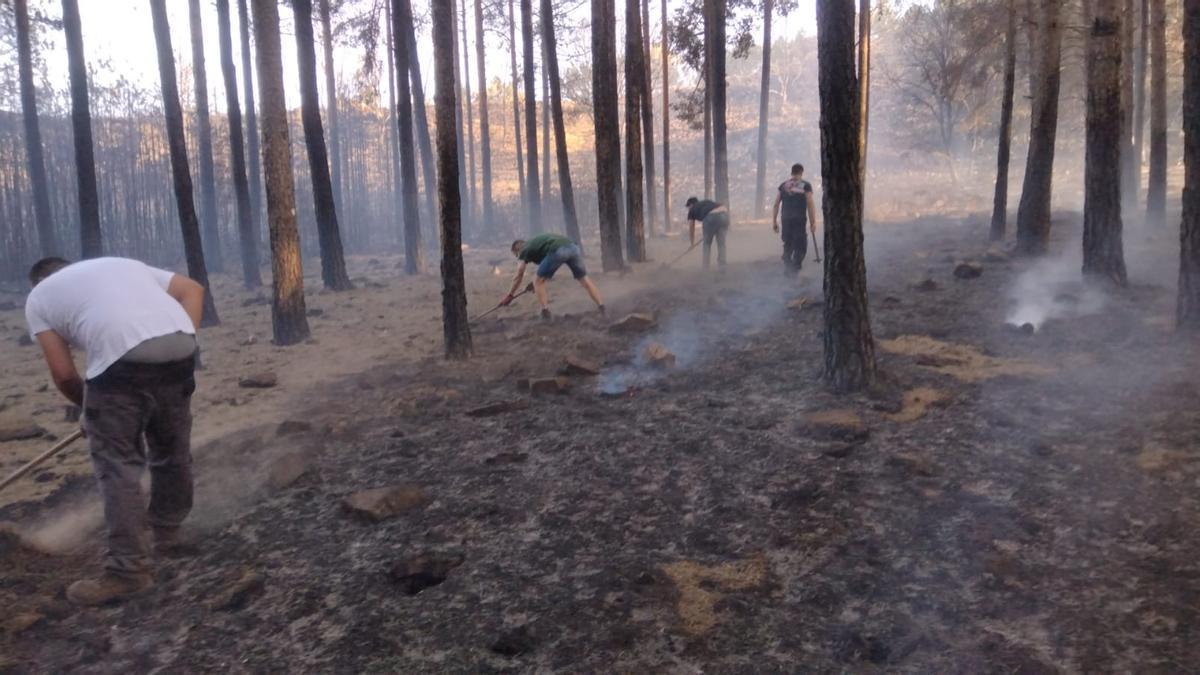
[500,234,605,319]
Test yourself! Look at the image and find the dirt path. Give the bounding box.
[3,219,1200,672]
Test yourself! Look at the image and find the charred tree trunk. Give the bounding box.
[661,0,671,232]
[816,0,874,392]
[460,0,478,225]
[319,0,344,221]
[593,0,625,271]
[508,0,527,216]
[217,0,262,288]
[640,0,657,235]
[189,0,224,273]
[292,0,354,290]
[1015,0,1064,256]
[386,0,403,236]
[431,0,473,359]
[990,0,1018,241]
[754,0,774,219]
[15,0,59,257]
[249,0,310,344]
[625,0,646,261]
[521,0,542,232]
[238,0,265,240]
[474,0,494,227]
[1179,0,1200,329]
[1120,0,1138,213]
[393,0,424,274]
[450,2,468,232]
[541,0,581,244]
[404,23,438,228]
[1134,0,1148,197]
[541,40,550,212]
[62,0,101,258]
[703,27,712,197]
[150,0,219,326]
[858,0,870,185]
[1084,0,1128,285]
[1146,0,1167,228]
[708,0,728,205]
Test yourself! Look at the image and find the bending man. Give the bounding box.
[685,197,730,270]
[501,234,605,320]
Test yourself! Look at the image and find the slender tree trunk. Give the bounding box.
[319,0,344,222]
[1134,0,1148,197]
[661,0,671,232]
[474,0,493,227]
[508,0,528,217]
[1146,0,1167,228]
[641,0,657,235]
[405,25,438,228]
[460,0,478,225]
[1120,0,1138,213]
[541,38,550,212]
[541,0,581,243]
[61,0,101,258]
[386,0,404,239]
[1178,0,1200,329]
[816,0,874,392]
[189,0,224,273]
[1015,0,1064,256]
[432,0,473,358]
[753,0,773,219]
[703,60,712,195]
[593,0,625,270]
[217,0,262,288]
[990,0,1017,241]
[858,0,870,185]
[238,0,265,242]
[1084,0,1128,285]
[249,0,310,344]
[521,0,542,232]
[393,0,424,274]
[292,0,354,290]
[625,0,646,261]
[150,0,219,325]
[709,0,728,205]
[15,0,59,257]
[450,1,468,231]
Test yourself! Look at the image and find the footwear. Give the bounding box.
[66,572,153,606]
[540,308,552,321]
[154,527,200,558]
[597,305,607,316]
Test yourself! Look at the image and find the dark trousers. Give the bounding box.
[84,357,196,576]
[702,212,730,269]
[782,220,809,275]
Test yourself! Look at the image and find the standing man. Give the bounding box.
[772,163,818,276]
[685,197,730,270]
[501,234,605,319]
[25,257,204,606]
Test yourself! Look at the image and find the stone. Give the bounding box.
[238,372,278,388]
[560,356,601,377]
[0,421,45,442]
[267,452,313,490]
[490,625,537,657]
[529,377,570,395]
[16,333,33,347]
[388,553,464,595]
[3,612,43,635]
[642,342,676,369]
[953,262,983,279]
[208,569,266,611]
[608,313,657,334]
[787,297,809,310]
[886,452,939,477]
[801,409,869,443]
[342,485,429,522]
[912,279,940,292]
[276,420,313,436]
[466,400,530,417]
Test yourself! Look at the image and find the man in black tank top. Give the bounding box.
[772,163,818,276]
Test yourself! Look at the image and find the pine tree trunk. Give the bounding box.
[15,0,59,258]
[1015,0,1064,256]
[990,0,1017,241]
[292,0,354,290]
[237,0,265,242]
[541,0,581,244]
[541,41,550,210]
[508,0,527,217]
[188,0,224,273]
[319,0,344,222]
[1146,0,1167,228]
[858,0,870,185]
[1120,0,1138,213]
[709,0,728,205]
[521,0,542,233]
[754,0,773,219]
[249,0,310,345]
[460,0,479,225]
[593,0,625,271]
[703,13,712,198]
[450,2,468,231]
[393,0,424,274]
[661,0,671,232]
[1178,0,1200,329]
[386,0,404,238]
[216,0,262,288]
[816,0,874,392]
[404,24,438,228]
[1084,0,1129,285]
[640,0,657,235]
[431,0,473,359]
[625,0,646,262]
[1134,0,1148,195]
[474,0,494,227]
[150,0,220,326]
[61,0,101,259]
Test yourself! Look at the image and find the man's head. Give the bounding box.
[685,197,698,209]
[29,257,70,287]
[511,239,526,258]
[791,163,805,177]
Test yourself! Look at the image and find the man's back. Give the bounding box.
[779,178,812,223]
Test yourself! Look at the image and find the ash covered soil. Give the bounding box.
[3,215,1200,673]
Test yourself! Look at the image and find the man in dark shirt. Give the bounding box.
[500,233,605,319]
[772,163,818,276]
[685,197,730,270]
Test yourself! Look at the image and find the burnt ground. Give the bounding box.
[3,214,1200,673]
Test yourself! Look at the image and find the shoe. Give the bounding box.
[540,308,552,321]
[154,527,200,558]
[597,305,607,316]
[67,572,153,606]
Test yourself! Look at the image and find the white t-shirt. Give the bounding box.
[25,257,197,379]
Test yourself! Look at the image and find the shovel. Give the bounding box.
[0,429,84,495]
[811,230,822,263]
[662,240,701,269]
[471,283,535,323]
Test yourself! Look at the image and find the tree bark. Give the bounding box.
[661,0,671,232]
[641,0,657,235]
[593,0,625,271]
[625,0,646,262]
[474,0,494,227]
[1134,0,1148,197]
[754,0,773,219]
[1178,0,1200,329]
[292,0,354,290]
[990,0,1017,241]
[521,0,542,232]
[61,0,101,258]
[1146,0,1167,228]
[318,0,344,221]
[450,1,468,231]
[189,0,224,273]
[1084,0,1129,285]
[541,38,550,212]
[508,0,527,216]
[541,0,581,244]
[393,0,424,274]
[404,21,438,228]
[1120,0,1138,213]
[217,0,262,288]
[703,12,712,198]
[15,0,59,257]
[386,0,404,239]
[858,0,870,185]
[1015,0,1064,256]
[460,0,478,225]
[238,0,265,242]
[431,0,473,359]
[816,0,874,392]
[249,0,310,345]
[709,0,728,205]
[150,0,219,326]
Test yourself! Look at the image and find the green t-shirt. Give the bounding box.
[519,234,573,264]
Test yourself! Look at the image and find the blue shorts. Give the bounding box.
[536,244,588,280]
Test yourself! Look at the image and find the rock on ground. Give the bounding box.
[238,372,278,389]
[341,485,430,522]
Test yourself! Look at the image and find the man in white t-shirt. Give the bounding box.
[25,256,206,606]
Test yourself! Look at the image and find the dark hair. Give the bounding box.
[791,163,805,175]
[29,257,70,286]
[511,239,526,253]
[685,197,698,208]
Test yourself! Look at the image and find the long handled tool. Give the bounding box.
[0,429,84,495]
[811,229,822,263]
[662,240,702,269]
[471,282,535,323]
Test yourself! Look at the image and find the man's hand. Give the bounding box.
[499,294,515,307]
[772,221,780,234]
[35,331,84,407]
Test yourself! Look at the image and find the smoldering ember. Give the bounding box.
[2,0,1200,671]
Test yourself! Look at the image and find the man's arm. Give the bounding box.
[689,219,697,246]
[36,331,83,407]
[807,191,819,233]
[771,193,782,232]
[166,274,205,330]
[503,262,528,303]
